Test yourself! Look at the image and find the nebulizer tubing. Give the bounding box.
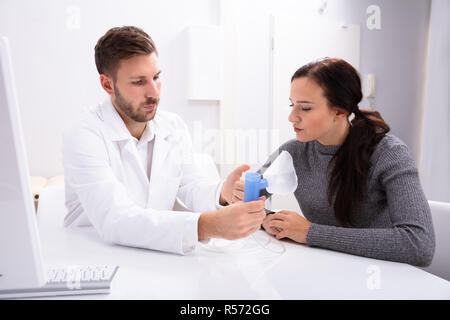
[200,225,286,255]
[202,151,297,254]
[201,172,286,254]
[243,172,286,254]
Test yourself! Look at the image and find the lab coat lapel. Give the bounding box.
[99,99,150,204]
[146,113,177,209]
[148,133,170,191]
[100,98,175,209]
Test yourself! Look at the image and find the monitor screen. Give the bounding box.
[0,36,46,291]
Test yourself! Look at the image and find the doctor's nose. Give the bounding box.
[145,80,160,99]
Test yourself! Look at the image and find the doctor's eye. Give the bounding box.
[132,80,145,86]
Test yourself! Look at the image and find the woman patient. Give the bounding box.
[232,58,435,267]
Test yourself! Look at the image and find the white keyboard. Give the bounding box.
[0,265,119,299]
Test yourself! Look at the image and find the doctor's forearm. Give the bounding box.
[197,211,217,241]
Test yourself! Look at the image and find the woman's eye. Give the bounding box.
[290,103,311,111]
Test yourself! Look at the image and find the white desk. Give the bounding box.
[36,185,450,300]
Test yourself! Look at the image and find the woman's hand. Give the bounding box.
[262,214,282,236]
[264,210,312,244]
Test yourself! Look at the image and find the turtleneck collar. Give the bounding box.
[314,140,342,155]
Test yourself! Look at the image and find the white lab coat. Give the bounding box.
[62,98,223,255]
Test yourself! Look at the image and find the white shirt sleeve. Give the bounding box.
[215,180,226,209]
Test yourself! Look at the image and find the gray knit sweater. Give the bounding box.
[258,134,435,267]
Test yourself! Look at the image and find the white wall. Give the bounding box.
[226,0,430,171]
[0,0,431,178]
[420,0,450,202]
[0,0,220,177]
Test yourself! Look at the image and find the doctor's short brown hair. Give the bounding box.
[94,26,157,79]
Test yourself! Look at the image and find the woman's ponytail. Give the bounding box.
[329,108,389,227]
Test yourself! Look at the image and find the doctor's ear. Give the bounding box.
[100,74,114,96]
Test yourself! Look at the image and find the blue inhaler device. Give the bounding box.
[243,172,268,202]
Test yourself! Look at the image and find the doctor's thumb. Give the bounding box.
[232,164,250,179]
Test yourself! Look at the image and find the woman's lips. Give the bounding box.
[294,127,303,133]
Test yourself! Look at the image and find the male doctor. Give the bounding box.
[62,26,266,255]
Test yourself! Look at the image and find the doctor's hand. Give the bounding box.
[198,196,266,241]
[219,164,250,205]
[264,210,312,244]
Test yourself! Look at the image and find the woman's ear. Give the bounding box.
[332,107,349,120]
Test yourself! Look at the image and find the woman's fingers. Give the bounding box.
[269,219,284,229]
[275,230,288,240]
[274,210,290,216]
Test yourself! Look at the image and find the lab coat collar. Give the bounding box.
[138,121,155,144]
[98,98,173,194]
[99,97,167,142]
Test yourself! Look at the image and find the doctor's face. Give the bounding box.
[112,53,162,122]
[288,77,341,144]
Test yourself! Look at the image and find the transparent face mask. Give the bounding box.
[263,150,298,195]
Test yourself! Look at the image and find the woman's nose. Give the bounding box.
[288,107,299,123]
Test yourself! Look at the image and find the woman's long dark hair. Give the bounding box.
[292,58,390,227]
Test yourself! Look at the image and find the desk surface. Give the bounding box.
[36,186,450,300]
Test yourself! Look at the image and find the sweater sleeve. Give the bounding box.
[306,144,436,267]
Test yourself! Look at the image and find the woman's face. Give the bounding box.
[288,77,347,145]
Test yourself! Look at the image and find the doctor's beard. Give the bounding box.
[113,83,159,122]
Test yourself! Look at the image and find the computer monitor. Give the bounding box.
[0,36,47,291]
